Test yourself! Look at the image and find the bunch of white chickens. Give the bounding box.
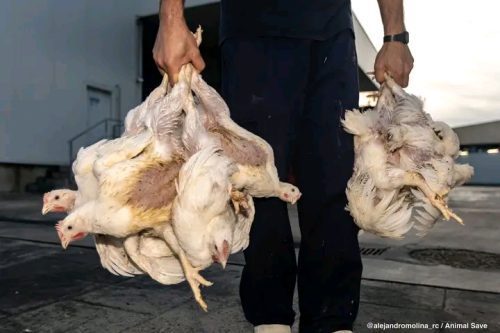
[342,73,474,239]
[41,29,301,311]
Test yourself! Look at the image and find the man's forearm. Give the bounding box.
[154,0,205,81]
[377,0,405,35]
[159,0,185,23]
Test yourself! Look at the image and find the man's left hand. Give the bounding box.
[374,42,414,87]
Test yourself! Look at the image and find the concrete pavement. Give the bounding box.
[0,187,499,332]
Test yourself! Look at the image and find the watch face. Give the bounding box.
[400,31,409,43]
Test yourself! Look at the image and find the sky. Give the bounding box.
[352,0,500,127]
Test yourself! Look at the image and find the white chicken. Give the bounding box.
[410,121,474,235]
[190,73,302,204]
[178,65,257,260]
[343,74,473,238]
[123,75,170,136]
[160,72,238,310]
[176,126,235,271]
[56,66,232,311]
[122,232,185,284]
[46,28,270,311]
[42,189,78,214]
[52,69,187,282]
[70,73,186,280]
[44,188,186,282]
[169,144,237,310]
[44,137,145,277]
[56,73,187,243]
[43,189,144,277]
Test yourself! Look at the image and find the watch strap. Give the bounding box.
[383,31,409,44]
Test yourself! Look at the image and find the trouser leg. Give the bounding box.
[220,36,310,326]
[294,29,362,333]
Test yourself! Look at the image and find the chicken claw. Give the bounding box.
[230,188,250,216]
[178,250,212,311]
[428,193,464,225]
[404,171,464,225]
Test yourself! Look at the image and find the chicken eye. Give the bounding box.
[291,189,295,192]
[55,195,60,200]
[67,226,73,230]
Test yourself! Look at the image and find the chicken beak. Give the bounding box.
[216,254,228,269]
[57,231,69,249]
[42,204,51,215]
[55,221,69,249]
[42,195,50,215]
[58,231,70,249]
[61,238,70,250]
[290,192,302,205]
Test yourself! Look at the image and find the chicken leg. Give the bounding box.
[403,171,463,224]
[178,249,213,312]
[160,224,213,311]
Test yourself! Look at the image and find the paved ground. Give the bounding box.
[0,187,499,332]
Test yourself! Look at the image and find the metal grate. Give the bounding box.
[360,247,389,256]
[409,248,500,271]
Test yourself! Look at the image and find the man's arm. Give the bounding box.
[374,0,414,87]
[153,0,205,83]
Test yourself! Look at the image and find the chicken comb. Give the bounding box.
[55,220,63,232]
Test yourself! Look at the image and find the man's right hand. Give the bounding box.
[153,5,205,84]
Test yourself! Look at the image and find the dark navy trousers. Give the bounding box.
[221,29,362,333]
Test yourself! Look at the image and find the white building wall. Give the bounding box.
[0,0,166,165]
[0,0,209,166]
[0,0,373,167]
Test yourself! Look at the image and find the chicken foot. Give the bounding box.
[403,171,463,224]
[160,224,213,311]
[178,250,213,312]
[230,188,250,217]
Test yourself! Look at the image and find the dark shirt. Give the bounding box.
[220,0,353,43]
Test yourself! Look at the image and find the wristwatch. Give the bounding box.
[383,31,409,44]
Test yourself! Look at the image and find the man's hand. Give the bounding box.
[153,0,205,84]
[376,0,414,87]
[374,42,413,87]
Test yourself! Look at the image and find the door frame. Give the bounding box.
[84,81,121,121]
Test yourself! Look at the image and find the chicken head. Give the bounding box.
[55,215,90,249]
[42,189,77,215]
[278,183,302,204]
[207,216,234,269]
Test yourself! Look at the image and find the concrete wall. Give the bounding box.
[0,165,17,192]
[0,0,171,166]
[0,0,375,168]
[0,164,48,192]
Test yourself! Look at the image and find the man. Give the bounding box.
[153,1,413,332]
